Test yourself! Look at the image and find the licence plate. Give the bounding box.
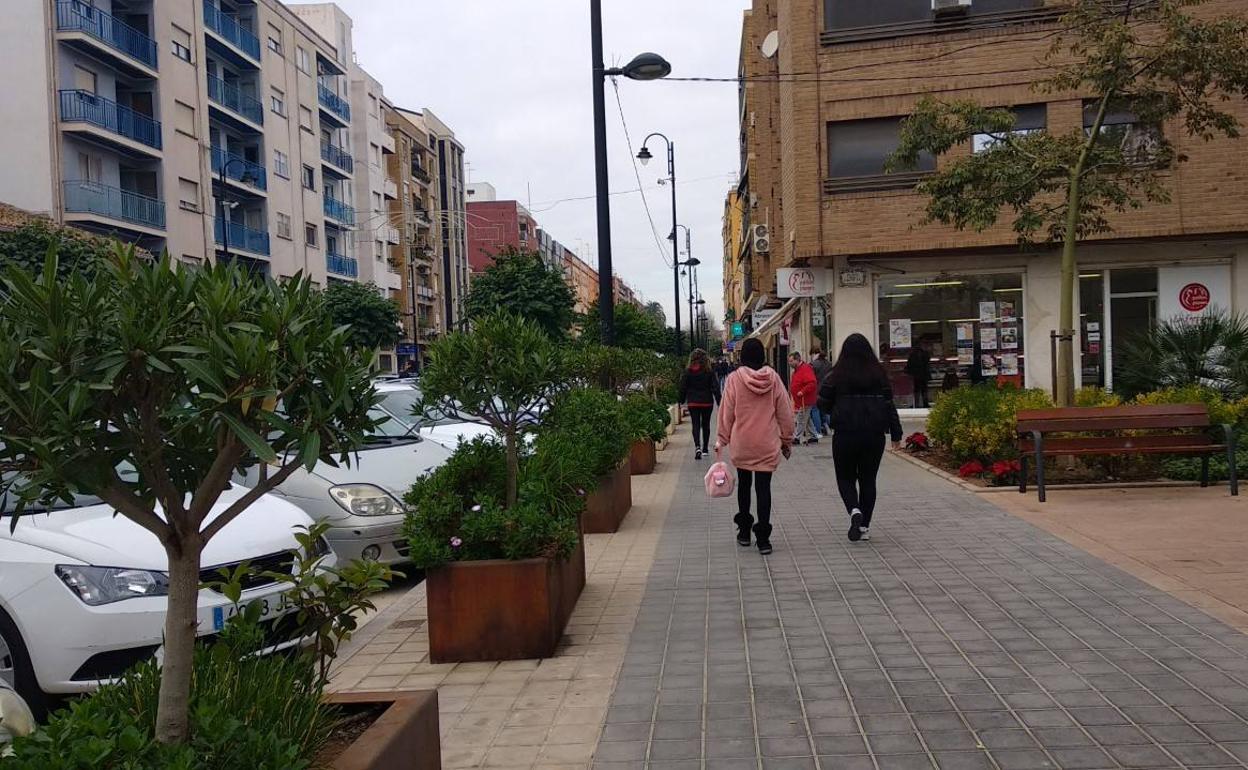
[211,592,294,632]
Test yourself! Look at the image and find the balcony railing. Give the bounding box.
[55,1,158,70]
[326,252,359,278]
[317,83,351,122]
[59,90,162,150]
[215,217,270,256]
[410,162,431,183]
[63,180,165,230]
[320,143,354,173]
[207,75,264,126]
[203,0,261,62]
[211,146,267,190]
[323,195,355,225]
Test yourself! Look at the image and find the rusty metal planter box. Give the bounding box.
[582,461,632,534]
[629,438,657,475]
[324,690,441,770]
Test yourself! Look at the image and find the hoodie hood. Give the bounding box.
[739,366,780,395]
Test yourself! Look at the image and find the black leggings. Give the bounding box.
[737,469,773,528]
[689,406,713,451]
[832,431,886,526]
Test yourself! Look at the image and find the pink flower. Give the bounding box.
[450,536,463,548]
[958,460,985,478]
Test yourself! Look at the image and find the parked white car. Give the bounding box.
[0,483,330,715]
[373,379,496,450]
[236,399,452,566]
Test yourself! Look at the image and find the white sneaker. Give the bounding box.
[860,528,871,541]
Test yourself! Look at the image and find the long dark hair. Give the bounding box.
[831,333,887,391]
[688,349,709,371]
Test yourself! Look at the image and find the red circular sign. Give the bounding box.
[1180,283,1211,312]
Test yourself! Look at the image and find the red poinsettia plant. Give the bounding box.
[904,432,929,452]
[989,459,1023,486]
[958,460,985,478]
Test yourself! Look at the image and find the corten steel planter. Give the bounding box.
[324,690,441,770]
[629,438,657,475]
[424,535,585,663]
[582,461,633,534]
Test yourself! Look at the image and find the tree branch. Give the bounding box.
[199,460,303,543]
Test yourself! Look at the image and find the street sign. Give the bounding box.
[397,343,418,356]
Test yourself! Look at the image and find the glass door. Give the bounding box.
[1106,268,1158,392]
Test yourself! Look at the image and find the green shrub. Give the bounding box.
[1074,387,1121,407]
[538,387,632,479]
[621,393,670,442]
[927,384,1053,462]
[1132,384,1248,428]
[1161,446,1248,482]
[1115,312,1248,399]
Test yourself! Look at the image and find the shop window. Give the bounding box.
[972,104,1047,153]
[1084,100,1163,166]
[826,117,934,193]
[877,274,1025,407]
[1079,272,1106,389]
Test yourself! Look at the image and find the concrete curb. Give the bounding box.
[892,449,1204,495]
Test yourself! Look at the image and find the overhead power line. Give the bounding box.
[611,76,674,270]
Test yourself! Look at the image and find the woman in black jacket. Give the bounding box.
[817,334,903,542]
[679,349,721,459]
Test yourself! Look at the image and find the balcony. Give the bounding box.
[317,83,351,125]
[383,178,398,200]
[58,90,162,156]
[207,75,264,127]
[413,207,433,228]
[381,132,396,154]
[215,218,270,256]
[63,180,165,231]
[323,195,355,226]
[410,162,432,184]
[203,0,261,65]
[415,286,437,301]
[211,146,266,192]
[383,225,400,245]
[55,1,158,74]
[327,252,359,278]
[320,143,354,174]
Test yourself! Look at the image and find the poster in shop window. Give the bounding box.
[1001,354,1019,376]
[999,300,1017,323]
[1000,326,1019,350]
[981,354,999,377]
[889,319,912,350]
[980,326,998,350]
[979,301,997,324]
[956,323,975,365]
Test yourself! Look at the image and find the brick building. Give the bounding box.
[734,0,1248,401]
[464,183,537,273]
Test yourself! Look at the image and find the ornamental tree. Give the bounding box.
[464,248,576,339]
[418,311,564,507]
[0,249,379,744]
[888,0,1248,405]
[323,279,402,351]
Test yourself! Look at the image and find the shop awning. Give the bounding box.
[746,297,801,341]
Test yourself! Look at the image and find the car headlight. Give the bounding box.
[55,565,170,606]
[328,484,405,517]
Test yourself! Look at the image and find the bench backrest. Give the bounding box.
[1016,404,1211,434]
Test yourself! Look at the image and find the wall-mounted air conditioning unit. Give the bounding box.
[752,224,771,254]
[933,0,972,15]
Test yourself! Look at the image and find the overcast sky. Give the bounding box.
[317,0,750,329]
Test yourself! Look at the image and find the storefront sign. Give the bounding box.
[1159,265,1230,319]
[889,319,911,349]
[752,308,778,329]
[839,267,867,288]
[777,268,829,298]
[397,343,418,356]
[731,322,745,339]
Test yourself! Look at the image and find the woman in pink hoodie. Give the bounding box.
[716,338,795,555]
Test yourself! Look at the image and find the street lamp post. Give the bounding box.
[677,256,699,354]
[216,155,255,263]
[591,1,670,345]
[638,134,681,358]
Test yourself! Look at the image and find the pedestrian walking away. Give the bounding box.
[905,342,932,408]
[810,347,834,436]
[717,338,794,555]
[713,357,732,389]
[818,333,903,543]
[788,352,819,445]
[679,348,721,460]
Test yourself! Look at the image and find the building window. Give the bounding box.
[73,65,97,94]
[372,191,383,212]
[305,223,318,247]
[299,105,314,133]
[376,240,385,259]
[296,46,310,73]
[270,88,286,117]
[174,101,196,137]
[824,0,1043,36]
[266,24,282,55]
[274,150,290,178]
[370,143,381,167]
[277,212,292,239]
[973,104,1047,153]
[826,116,934,192]
[302,164,316,191]
[171,25,193,63]
[178,178,199,212]
[1084,100,1163,166]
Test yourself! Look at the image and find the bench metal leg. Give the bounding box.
[1226,425,1240,497]
[1033,431,1046,503]
[1019,454,1028,494]
[1201,455,1211,488]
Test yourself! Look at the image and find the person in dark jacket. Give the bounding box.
[817,333,904,543]
[679,349,721,459]
[810,348,834,435]
[905,343,932,408]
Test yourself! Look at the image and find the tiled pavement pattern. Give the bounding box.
[594,442,1248,769]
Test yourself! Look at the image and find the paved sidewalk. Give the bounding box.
[595,441,1248,769]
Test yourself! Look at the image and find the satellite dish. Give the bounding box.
[760,30,779,59]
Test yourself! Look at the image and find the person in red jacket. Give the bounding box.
[788,351,819,445]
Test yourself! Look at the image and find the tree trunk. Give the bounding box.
[504,429,519,509]
[155,541,203,744]
[1057,173,1081,407]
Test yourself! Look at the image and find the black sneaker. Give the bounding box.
[734,512,753,547]
[758,542,773,555]
[753,522,773,555]
[848,510,864,542]
[695,449,703,460]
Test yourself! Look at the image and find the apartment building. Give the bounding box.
[465,192,537,273]
[386,107,443,368]
[0,0,371,285]
[563,249,599,317]
[422,109,470,332]
[722,184,747,334]
[736,0,1248,399]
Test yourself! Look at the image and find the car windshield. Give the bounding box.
[1,465,139,515]
[378,388,461,428]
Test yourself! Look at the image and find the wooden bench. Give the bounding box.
[1016,404,1239,502]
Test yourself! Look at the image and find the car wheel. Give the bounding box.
[0,608,52,721]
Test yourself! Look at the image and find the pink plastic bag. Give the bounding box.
[705,449,736,498]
